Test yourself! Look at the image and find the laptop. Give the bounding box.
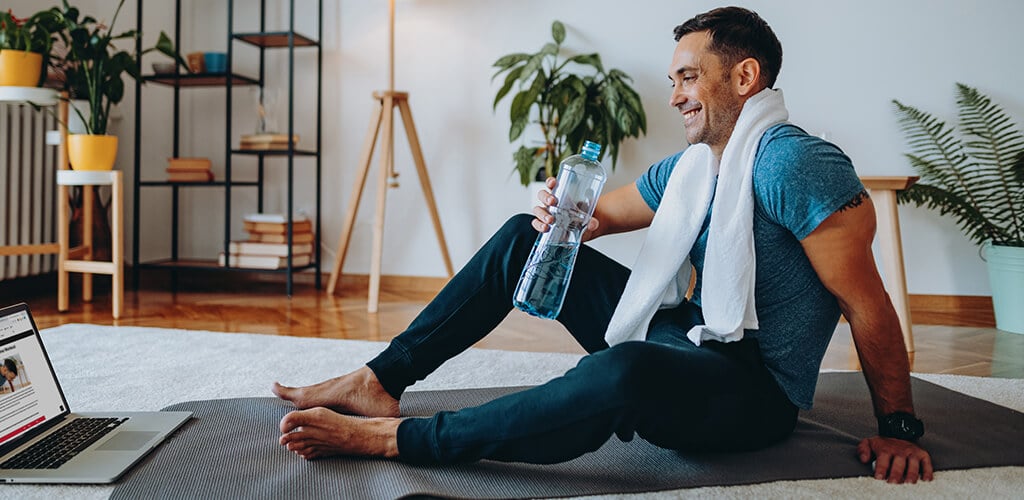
[0,303,191,483]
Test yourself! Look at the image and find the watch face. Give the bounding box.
[881,413,924,440]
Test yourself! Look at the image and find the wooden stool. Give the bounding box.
[860,176,919,353]
[57,170,124,319]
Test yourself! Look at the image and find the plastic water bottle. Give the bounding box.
[513,141,607,319]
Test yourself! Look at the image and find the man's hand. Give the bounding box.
[858,436,934,484]
[531,177,600,240]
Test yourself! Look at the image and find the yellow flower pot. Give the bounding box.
[68,134,119,171]
[0,50,44,87]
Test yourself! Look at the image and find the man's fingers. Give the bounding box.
[904,457,920,484]
[887,455,907,484]
[856,439,872,463]
[920,452,934,481]
[874,453,892,480]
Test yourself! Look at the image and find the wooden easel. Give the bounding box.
[326,90,453,312]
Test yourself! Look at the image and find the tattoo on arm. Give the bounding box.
[838,190,870,213]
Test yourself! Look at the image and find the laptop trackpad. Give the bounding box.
[97,431,159,451]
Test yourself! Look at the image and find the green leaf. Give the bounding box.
[493,65,525,110]
[493,52,530,70]
[565,53,602,71]
[552,20,565,45]
[559,98,585,135]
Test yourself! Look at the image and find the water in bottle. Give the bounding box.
[513,141,607,319]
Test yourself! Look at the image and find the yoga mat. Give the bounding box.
[110,373,1024,500]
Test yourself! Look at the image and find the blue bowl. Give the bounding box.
[203,52,227,74]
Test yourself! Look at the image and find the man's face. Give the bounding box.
[667,31,744,156]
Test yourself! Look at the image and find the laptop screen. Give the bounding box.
[0,305,70,447]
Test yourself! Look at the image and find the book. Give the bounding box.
[167,157,212,171]
[218,252,311,269]
[243,213,309,224]
[168,170,214,182]
[249,232,314,244]
[237,142,297,151]
[240,134,299,144]
[228,240,313,257]
[243,220,313,234]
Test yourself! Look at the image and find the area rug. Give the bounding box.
[1,324,1022,499]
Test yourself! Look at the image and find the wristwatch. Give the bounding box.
[878,412,925,441]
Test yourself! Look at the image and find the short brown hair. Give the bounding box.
[674,6,783,88]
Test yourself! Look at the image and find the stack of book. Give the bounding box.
[218,213,314,269]
[238,134,300,151]
[167,157,214,182]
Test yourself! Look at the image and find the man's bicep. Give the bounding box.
[799,194,884,305]
[594,183,656,236]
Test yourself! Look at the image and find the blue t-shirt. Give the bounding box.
[635,123,864,409]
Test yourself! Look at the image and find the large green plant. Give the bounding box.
[0,9,59,53]
[48,0,185,135]
[893,83,1024,248]
[492,20,646,186]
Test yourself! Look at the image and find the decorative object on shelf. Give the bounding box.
[492,20,647,186]
[151,62,177,75]
[203,52,226,73]
[0,9,60,86]
[893,83,1024,334]
[166,157,213,182]
[252,86,280,135]
[326,0,454,312]
[185,51,204,73]
[222,214,314,269]
[239,133,298,151]
[48,0,187,170]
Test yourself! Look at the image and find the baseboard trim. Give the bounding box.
[909,294,995,327]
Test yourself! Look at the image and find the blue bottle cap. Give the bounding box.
[581,141,602,161]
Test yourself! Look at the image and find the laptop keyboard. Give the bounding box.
[0,417,128,470]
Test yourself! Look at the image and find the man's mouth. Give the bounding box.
[682,107,700,125]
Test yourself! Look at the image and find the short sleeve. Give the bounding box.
[753,125,865,240]
[635,151,685,211]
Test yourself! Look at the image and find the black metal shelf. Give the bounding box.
[143,72,259,87]
[132,0,324,295]
[232,148,317,156]
[139,180,261,187]
[137,258,317,273]
[233,31,319,48]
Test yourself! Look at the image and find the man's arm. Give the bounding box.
[532,178,655,240]
[800,191,934,484]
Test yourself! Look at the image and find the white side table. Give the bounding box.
[57,170,124,319]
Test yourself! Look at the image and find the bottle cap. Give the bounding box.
[581,141,602,161]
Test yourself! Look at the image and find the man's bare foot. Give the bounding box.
[279,407,401,460]
[272,366,400,417]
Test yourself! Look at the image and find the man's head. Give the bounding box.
[2,359,16,380]
[668,7,782,156]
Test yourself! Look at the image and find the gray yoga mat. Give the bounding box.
[110,373,1024,500]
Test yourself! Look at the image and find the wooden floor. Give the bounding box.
[8,276,1024,379]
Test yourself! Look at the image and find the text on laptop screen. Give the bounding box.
[0,309,68,445]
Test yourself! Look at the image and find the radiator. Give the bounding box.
[0,102,59,282]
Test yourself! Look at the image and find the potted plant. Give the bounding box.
[49,0,185,170]
[893,83,1024,333]
[492,20,646,186]
[0,9,60,86]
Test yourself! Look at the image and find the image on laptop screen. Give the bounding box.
[0,309,69,446]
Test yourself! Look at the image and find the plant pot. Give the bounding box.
[985,243,1024,334]
[68,134,118,171]
[0,50,43,87]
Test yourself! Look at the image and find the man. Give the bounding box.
[274,6,933,484]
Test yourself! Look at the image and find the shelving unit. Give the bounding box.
[132,0,322,295]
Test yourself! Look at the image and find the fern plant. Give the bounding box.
[893,83,1024,248]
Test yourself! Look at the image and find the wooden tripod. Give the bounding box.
[326,90,454,312]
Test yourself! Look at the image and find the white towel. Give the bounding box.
[604,88,789,347]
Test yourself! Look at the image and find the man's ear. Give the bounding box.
[732,57,762,96]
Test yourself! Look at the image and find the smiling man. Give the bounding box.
[274,6,932,484]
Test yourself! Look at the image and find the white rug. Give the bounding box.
[2,324,1022,500]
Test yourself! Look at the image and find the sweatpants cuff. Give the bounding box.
[366,343,414,400]
[396,417,437,465]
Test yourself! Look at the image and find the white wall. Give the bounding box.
[12,0,1023,296]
